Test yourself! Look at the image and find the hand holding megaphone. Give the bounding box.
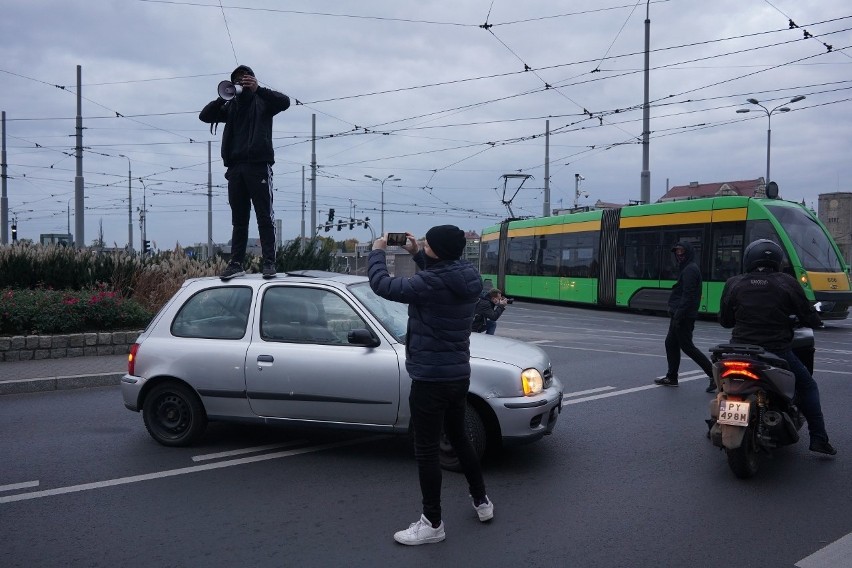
[217,80,243,101]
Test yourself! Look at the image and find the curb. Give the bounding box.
[0,372,124,396]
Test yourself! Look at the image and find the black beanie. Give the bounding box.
[425,225,466,260]
[231,65,255,83]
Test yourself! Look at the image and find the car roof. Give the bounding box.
[185,271,368,289]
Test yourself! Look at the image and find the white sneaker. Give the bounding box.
[473,496,494,522]
[393,514,445,545]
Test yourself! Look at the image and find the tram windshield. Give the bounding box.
[765,204,843,272]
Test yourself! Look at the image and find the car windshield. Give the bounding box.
[764,203,843,272]
[348,282,409,342]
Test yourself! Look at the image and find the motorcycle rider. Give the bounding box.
[719,239,836,455]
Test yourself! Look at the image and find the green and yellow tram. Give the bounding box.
[480,195,851,319]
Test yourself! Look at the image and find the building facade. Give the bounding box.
[818,192,852,267]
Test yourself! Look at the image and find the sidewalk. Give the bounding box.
[0,354,128,395]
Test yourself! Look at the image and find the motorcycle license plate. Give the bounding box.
[718,400,750,427]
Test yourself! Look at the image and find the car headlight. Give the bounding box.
[521,368,544,396]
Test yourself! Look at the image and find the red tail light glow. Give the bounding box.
[721,360,759,380]
[128,343,140,376]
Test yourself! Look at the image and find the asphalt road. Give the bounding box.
[2,302,850,568]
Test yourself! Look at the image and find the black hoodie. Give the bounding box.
[667,240,702,320]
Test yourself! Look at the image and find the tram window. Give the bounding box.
[711,223,744,281]
[536,235,561,276]
[507,236,535,276]
[620,230,660,280]
[480,239,500,275]
[560,232,599,277]
[763,205,842,272]
[744,220,791,273]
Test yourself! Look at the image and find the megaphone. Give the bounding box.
[217,80,243,101]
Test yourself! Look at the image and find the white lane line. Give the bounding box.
[815,369,852,376]
[0,480,39,493]
[545,344,665,357]
[0,435,387,505]
[563,372,706,406]
[563,387,616,398]
[796,532,852,568]
[192,441,307,462]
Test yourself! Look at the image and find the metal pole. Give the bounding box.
[543,119,550,216]
[1,111,7,245]
[640,1,651,205]
[311,114,317,239]
[74,65,85,248]
[301,165,306,248]
[765,121,772,183]
[207,141,213,260]
[381,178,385,235]
[122,155,132,252]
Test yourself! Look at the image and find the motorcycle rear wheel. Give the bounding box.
[726,425,759,479]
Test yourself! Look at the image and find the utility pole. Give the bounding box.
[74,65,85,247]
[640,1,651,205]
[119,154,132,252]
[543,120,551,217]
[311,114,317,241]
[1,111,7,245]
[301,165,306,248]
[207,140,213,260]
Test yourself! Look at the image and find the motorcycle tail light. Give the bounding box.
[128,343,140,376]
[721,360,759,380]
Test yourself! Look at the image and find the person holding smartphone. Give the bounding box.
[368,226,493,546]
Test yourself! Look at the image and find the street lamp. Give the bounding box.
[119,154,133,252]
[736,95,806,184]
[574,174,587,209]
[364,174,401,235]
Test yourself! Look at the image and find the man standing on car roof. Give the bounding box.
[654,241,715,392]
[368,225,493,546]
[199,65,290,280]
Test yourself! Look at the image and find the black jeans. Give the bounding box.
[665,317,713,379]
[773,349,829,442]
[226,162,276,264]
[409,379,486,525]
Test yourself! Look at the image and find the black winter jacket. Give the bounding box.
[668,240,702,321]
[719,268,822,351]
[199,87,290,167]
[472,293,505,332]
[368,249,483,381]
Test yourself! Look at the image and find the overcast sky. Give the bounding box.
[2,0,851,250]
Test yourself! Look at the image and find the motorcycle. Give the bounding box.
[707,328,814,479]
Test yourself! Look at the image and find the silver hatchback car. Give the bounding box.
[122,271,563,469]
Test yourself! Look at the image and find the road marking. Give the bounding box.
[563,371,706,406]
[0,436,387,505]
[796,532,852,567]
[192,441,307,462]
[0,480,39,493]
[545,344,665,357]
[563,386,615,398]
[816,368,852,376]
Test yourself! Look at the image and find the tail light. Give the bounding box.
[128,343,140,376]
[721,360,759,380]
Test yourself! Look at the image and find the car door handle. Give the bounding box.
[257,355,274,363]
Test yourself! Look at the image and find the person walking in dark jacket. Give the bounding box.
[472,288,507,334]
[368,225,492,546]
[654,241,714,391]
[720,239,836,455]
[199,65,290,280]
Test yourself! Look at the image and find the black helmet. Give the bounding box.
[743,239,783,272]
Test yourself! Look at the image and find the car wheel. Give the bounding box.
[439,401,487,472]
[142,382,207,447]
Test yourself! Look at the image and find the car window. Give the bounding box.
[261,286,369,344]
[347,282,408,342]
[171,286,252,339]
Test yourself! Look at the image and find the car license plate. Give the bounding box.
[718,400,750,427]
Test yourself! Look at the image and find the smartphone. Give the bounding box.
[386,232,408,247]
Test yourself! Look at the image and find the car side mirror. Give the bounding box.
[347,328,380,347]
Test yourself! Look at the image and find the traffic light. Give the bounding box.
[324,224,330,233]
[349,218,354,230]
[143,240,150,254]
[337,220,343,231]
[327,208,335,223]
[11,223,17,242]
